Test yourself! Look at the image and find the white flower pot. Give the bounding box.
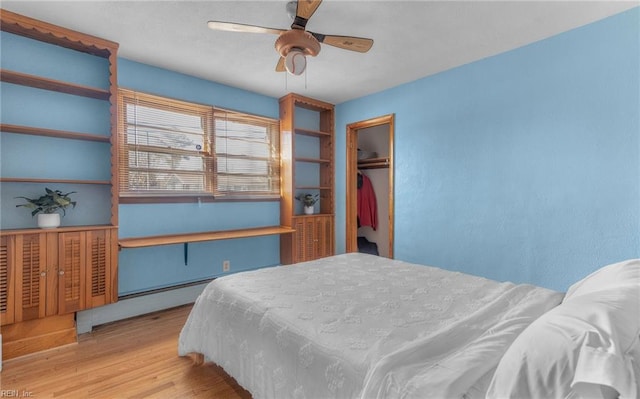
[37,213,61,229]
[304,205,314,215]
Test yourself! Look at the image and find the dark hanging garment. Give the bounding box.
[358,236,379,255]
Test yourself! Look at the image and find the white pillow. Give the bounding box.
[564,259,640,302]
[486,264,640,399]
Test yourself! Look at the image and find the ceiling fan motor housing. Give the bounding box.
[275,29,321,57]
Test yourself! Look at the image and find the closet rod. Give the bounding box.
[357,157,389,169]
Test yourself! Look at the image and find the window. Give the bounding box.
[118,89,280,201]
[213,109,280,198]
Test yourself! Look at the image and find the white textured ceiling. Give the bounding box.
[2,1,638,104]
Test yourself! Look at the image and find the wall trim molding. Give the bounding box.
[76,282,209,334]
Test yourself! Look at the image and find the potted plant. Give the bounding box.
[295,193,319,215]
[16,188,77,229]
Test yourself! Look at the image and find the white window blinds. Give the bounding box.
[213,108,280,199]
[118,89,279,200]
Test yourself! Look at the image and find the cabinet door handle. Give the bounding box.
[40,271,47,277]
[59,270,65,276]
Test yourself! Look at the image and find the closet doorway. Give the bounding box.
[346,114,394,258]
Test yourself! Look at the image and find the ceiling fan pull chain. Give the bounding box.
[285,68,289,91]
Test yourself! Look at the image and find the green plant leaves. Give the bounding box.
[295,193,319,206]
[15,188,77,217]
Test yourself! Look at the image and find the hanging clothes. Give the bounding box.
[357,172,378,230]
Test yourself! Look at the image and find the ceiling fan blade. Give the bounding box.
[207,21,285,35]
[276,57,286,72]
[296,0,322,20]
[310,33,374,53]
[291,0,322,30]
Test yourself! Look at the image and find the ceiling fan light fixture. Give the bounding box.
[284,49,306,75]
[207,0,374,75]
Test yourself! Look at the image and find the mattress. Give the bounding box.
[178,253,562,398]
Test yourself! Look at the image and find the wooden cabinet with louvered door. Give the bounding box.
[1,227,118,360]
[292,217,315,263]
[58,232,86,314]
[292,215,335,262]
[293,218,307,263]
[56,229,118,314]
[85,229,118,309]
[314,215,334,259]
[1,227,118,320]
[0,236,16,326]
[14,233,49,322]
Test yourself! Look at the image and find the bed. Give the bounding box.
[178,253,640,399]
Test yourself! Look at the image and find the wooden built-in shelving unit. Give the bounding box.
[280,93,335,264]
[0,9,119,225]
[0,9,120,360]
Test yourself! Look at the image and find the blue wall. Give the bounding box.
[0,37,283,294]
[117,59,281,295]
[335,7,640,291]
[0,31,112,228]
[3,7,639,296]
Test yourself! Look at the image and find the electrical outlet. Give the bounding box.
[223,260,230,272]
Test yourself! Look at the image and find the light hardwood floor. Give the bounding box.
[1,305,251,398]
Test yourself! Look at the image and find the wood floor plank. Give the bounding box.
[1,305,251,399]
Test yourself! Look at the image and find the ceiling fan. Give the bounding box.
[207,0,374,75]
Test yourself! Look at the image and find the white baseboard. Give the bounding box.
[76,283,209,334]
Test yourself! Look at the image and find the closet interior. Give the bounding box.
[346,114,394,258]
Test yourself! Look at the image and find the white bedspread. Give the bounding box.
[178,253,562,399]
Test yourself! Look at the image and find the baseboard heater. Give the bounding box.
[118,278,215,301]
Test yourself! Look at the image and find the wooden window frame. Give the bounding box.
[118,89,280,203]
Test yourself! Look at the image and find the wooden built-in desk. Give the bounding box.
[118,225,296,265]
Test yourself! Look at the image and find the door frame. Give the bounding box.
[346,114,395,257]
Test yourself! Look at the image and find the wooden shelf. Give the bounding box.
[358,157,390,169]
[295,186,332,190]
[295,157,331,164]
[1,124,110,143]
[118,225,296,249]
[295,127,331,137]
[293,213,334,218]
[0,177,111,185]
[1,69,111,100]
[0,224,117,236]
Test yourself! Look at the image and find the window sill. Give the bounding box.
[119,195,280,204]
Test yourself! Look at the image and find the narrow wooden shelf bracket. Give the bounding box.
[119,226,296,265]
